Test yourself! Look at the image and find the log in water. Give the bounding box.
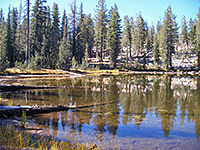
[0,84,64,91]
[0,100,119,118]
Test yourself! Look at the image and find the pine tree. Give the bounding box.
[135,12,147,56]
[153,34,160,66]
[123,16,132,59]
[95,0,107,61]
[160,5,178,69]
[15,1,25,64]
[156,20,162,45]
[195,8,200,70]
[5,6,14,67]
[148,25,155,50]
[188,18,197,52]
[145,35,151,51]
[180,16,188,54]
[11,7,18,65]
[130,17,137,55]
[41,5,52,68]
[52,3,60,68]
[58,9,72,69]
[107,4,121,67]
[30,0,46,68]
[76,2,86,63]
[0,9,8,71]
[24,0,30,67]
[60,9,66,39]
[85,13,95,58]
[153,21,161,67]
[70,0,77,59]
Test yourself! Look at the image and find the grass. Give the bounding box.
[2,68,70,75]
[0,125,96,150]
[70,68,120,76]
[1,67,199,76]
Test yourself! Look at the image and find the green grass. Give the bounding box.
[0,125,95,150]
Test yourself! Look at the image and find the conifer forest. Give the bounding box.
[0,0,200,71]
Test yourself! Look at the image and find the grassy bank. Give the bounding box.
[0,68,71,75]
[1,67,200,76]
[0,125,96,150]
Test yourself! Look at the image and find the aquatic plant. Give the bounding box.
[21,109,26,128]
[0,125,93,150]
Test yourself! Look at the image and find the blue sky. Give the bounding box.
[0,0,199,27]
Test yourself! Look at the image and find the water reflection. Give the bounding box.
[1,75,200,148]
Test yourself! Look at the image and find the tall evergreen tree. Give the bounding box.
[135,12,147,56]
[51,3,60,68]
[24,0,30,67]
[107,4,121,67]
[30,0,46,68]
[145,33,151,51]
[58,9,72,69]
[0,9,8,70]
[70,0,77,59]
[130,17,137,55]
[11,7,18,65]
[76,2,86,63]
[180,16,188,54]
[188,18,197,52]
[153,34,160,66]
[156,20,162,45]
[95,0,107,61]
[5,6,14,67]
[15,1,25,63]
[85,13,95,58]
[160,5,178,69]
[195,8,200,70]
[148,25,155,50]
[41,5,52,68]
[123,16,132,58]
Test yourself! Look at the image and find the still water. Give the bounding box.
[1,75,200,149]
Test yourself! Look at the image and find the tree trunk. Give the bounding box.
[0,85,64,91]
[0,100,119,118]
[198,51,200,70]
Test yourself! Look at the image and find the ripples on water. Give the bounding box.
[1,75,200,149]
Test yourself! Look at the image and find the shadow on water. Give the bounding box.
[1,75,200,149]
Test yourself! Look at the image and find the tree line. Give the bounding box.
[0,0,200,71]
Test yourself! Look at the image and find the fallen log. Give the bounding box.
[0,84,64,91]
[0,100,119,118]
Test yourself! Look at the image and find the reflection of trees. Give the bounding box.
[93,114,107,141]
[194,76,200,140]
[120,75,150,128]
[186,76,200,140]
[91,77,107,141]
[152,76,160,117]
[92,76,120,140]
[3,75,200,141]
[105,76,120,137]
[157,76,177,138]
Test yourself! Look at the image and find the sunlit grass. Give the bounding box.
[0,125,94,150]
[4,68,70,75]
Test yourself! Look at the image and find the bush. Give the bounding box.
[14,61,26,70]
[71,56,78,69]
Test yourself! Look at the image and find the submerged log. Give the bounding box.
[0,84,64,91]
[0,100,119,118]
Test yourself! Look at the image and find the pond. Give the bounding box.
[1,74,200,149]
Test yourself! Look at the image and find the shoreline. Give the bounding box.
[0,68,200,76]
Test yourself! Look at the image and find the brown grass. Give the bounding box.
[0,125,96,150]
